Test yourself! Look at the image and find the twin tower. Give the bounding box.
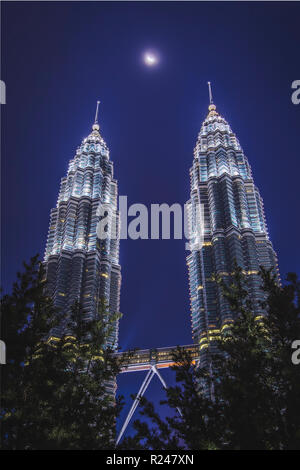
[44,91,279,372]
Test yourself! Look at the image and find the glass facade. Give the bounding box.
[44,121,121,354]
[186,103,279,368]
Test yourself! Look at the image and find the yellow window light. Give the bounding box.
[199,337,208,344]
[46,336,60,343]
[208,329,220,335]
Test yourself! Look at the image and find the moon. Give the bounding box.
[143,51,159,67]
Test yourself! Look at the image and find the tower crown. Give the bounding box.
[81,100,109,150]
[206,103,219,119]
[194,84,241,156]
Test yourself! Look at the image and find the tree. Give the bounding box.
[259,269,300,449]
[122,267,300,450]
[1,255,125,449]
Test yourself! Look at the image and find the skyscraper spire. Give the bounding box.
[206,82,218,117]
[93,100,101,131]
[207,81,213,105]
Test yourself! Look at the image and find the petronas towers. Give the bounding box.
[43,88,279,368]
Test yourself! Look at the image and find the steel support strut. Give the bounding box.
[116,365,181,445]
[116,366,155,445]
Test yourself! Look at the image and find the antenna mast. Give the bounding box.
[94,100,100,125]
[207,82,213,105]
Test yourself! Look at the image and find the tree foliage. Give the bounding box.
[122,267,300,450]
[1,255,124,449]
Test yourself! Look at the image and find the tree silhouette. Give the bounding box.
[122,267,300,450]
[1,255,125,450]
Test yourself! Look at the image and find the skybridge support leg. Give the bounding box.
[154,366,182,417]
[116,366,155,446]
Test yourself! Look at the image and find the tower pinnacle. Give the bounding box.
[207,82,218,117]
[93,100,100,131]
[207,81,213,105]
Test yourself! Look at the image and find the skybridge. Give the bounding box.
[116,344,200,445]
[116,343,200,372]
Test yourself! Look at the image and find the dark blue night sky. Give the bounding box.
[2,1,300,437]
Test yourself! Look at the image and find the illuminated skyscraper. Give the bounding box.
[186,85,279,367]
[44,102,121,351]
